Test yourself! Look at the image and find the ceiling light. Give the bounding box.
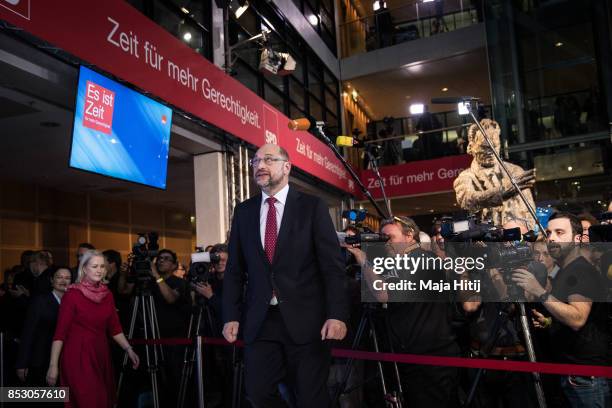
[308,14,319,25]
[183,31,192,42]
[410,103,424,115]
[567,166,573,172]
[555,42,563,47]
[422,0,435,3]
[342,91,348,97]
[181,7,190,14]
[373,0,386,11]
[235,1,249,18]
[442,87,448,92]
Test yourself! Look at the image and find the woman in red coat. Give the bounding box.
[46,250,139,407]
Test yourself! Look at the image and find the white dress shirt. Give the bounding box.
[260,183,289,249]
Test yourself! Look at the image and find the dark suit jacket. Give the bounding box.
[223,186,349,344]
[16,292,60,369]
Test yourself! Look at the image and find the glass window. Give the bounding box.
[265,81,286,114]
[290,103,306,120]
[234,61,259,94]
[289,78,306,111]
[326,111,338,136]
[324,89,338,116]
[309,95,323,121]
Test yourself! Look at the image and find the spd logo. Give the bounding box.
[263,105,279,145]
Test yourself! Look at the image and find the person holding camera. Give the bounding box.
[513,212,609,408]
[349,216,462,408]
[222,144,349,408]
[117,248,191,405]
[193,243,228,326]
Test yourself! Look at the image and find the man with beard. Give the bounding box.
[222,144,349,407]
[453,119,537,230]
[513,212,609,408]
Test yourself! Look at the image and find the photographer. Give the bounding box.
[193,243,228,330]
[514,212,609,407]
[117,248,191,405]
[349,217,461,408]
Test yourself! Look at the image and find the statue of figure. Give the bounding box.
[453,119,537,230]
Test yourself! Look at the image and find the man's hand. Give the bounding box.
[149,261,161,279]
[223,321,239,343]
[344,246,367,267]
[320,319,347,341]
[531,309,551,329]
[194,282,214,299]
[512,268,546,298]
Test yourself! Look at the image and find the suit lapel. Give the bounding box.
[272,187,298,265]
[248,194,268,262]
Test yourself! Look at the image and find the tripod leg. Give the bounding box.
[117,296,140,403]
[178,312,196,408]
[332,309,369,406]
[369,319,390,400]
[518,304,547,408]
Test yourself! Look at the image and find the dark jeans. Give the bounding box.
[560,375,609,408]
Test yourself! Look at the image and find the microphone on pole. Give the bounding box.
[288,117,312,131]
[336,136,381,149]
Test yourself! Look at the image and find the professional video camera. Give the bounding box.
[128,232,159,284]
[187,249,220,285]
[440,216,545,300]
[337,208,390,246]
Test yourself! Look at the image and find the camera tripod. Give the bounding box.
[116,281,164,408]
[332,304,403,408]
[463,300,547,408]
[177,293,217,408]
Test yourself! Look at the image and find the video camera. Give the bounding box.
[440,216,546,300]
[187,249,220,285]
[128,232,159,284]
[337,208,389,246]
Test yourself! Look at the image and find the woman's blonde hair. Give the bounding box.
[77,249,109,283]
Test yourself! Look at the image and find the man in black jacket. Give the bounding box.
[16,267,72,385]
[222,144,349,407]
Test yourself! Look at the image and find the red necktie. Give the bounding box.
[264,197,277,263]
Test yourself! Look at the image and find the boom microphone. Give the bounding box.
[288,118,312,131]
[431,96,480,104]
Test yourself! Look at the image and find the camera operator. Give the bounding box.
[193,243,228,330]
[513,212,609,407]
[348,217,462,408]
[117,248,191,404]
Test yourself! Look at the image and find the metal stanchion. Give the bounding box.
[195,336,205,408]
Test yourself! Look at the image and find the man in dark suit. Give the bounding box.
[222,143,350,407]
[16,267,72,385]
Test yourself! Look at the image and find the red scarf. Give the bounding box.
[69,277,109,303]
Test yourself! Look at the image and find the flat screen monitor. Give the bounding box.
[69,66,172,189]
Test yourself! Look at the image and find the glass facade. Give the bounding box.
[485,0,611,212]
[291,0,337,54]
[229,0,341,139]
[127,0,213,60]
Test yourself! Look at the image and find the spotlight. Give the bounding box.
[183,31,192,42]
[235,0,249,18]
[457,102,469,115]
[410,103,424,115]
[259,48,296,75]
[373,0,386,11]
[308,15,319,25]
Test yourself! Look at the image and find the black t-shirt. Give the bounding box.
[150,275,191,338]
[385,249,460,356]
[550,256,609,365]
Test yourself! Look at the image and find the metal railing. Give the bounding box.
[339,2,481,58]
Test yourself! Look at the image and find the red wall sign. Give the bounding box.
[359,155,473,199]
[0,0,354,193]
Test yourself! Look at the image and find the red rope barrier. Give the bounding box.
[129,337,612,378]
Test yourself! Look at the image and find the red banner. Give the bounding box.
[360,155,472,199]
[0,0,353,193]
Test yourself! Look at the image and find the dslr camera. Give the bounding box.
[187,249,220,285]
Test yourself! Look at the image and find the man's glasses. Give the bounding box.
[249,156,287,167]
